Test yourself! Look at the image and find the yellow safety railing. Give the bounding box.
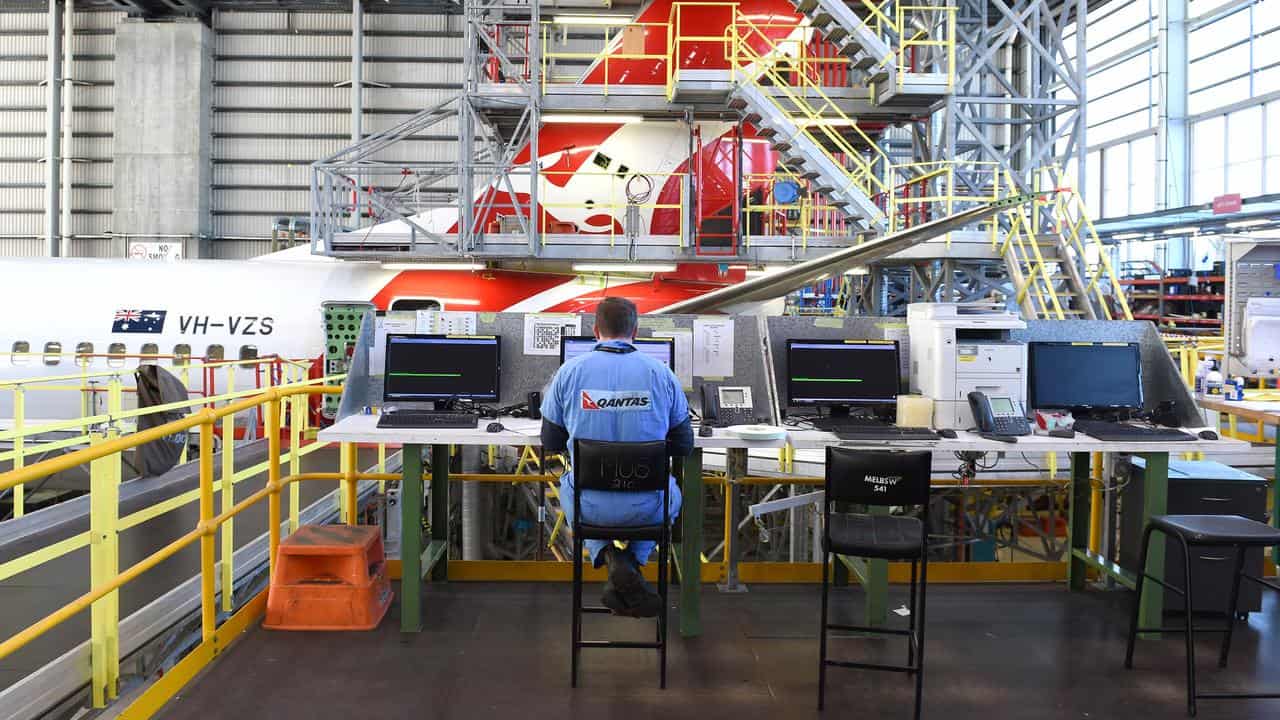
[886,159,1003,236]
[891,4,957,88]
[0,355,314,520]
[729,15,890,208]
[0,377,377,709]
[540,18,670,95]
[535,169,686,246]
[997,169,1133,321]
[743,160,867,249]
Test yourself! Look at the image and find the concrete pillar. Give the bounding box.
[112,19,213,258]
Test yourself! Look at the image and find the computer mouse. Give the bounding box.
[1198,430,1218,440]
[699,424,714,437]
[485,422,505,433]
[937,428,958,439]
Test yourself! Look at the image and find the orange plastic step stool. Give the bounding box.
[264,524,392,631]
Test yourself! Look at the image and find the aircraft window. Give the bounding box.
[173,344,191,366]
[12,341,30,365]
[389,298,441,312]
[107,342,127,368]
[43,341,62,366]
[239,345,258,361]
[76,342,94,366]
[140,342,159,360]
[206,344,224,361]
[592,151,612,170]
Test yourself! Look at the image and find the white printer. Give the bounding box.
[907,303,1028,430]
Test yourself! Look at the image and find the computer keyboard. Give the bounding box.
[376,411,479,429]
[1072,420,1194,442]
[832,426,940,441]
[807,417,939,440]
[809,416,889,432]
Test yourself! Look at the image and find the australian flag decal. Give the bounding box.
[112,309,167,334]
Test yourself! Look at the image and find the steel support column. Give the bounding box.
[61,0,74,257]
[45,0,62,257]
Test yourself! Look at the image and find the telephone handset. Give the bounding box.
[700,384,755,427]
[967,391,1032,436]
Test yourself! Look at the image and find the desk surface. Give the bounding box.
[786,428,1241,453]
[318,414,790,449]
[1198,395,1280,424]
[320,414,1243,453]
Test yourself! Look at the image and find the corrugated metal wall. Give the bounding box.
[210,10,462,255]
[0,9,467,259]
[0,10,120,257]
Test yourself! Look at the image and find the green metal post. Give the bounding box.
[1137,452,1169,635]
[1272,439,1279,566]
[1067,452,1091,591]
[401,444,423,633]
[863,506,888,627]
[680,449,703,637]
[431,444,450,582]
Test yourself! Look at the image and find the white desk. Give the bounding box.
[320,413,1247,635]
[790,426,1247,628]
[318,414,785,636]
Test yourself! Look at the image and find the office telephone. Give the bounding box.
[700,384,755,427]
[967,391,1031,436]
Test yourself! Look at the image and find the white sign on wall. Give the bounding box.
[127,241,184,261]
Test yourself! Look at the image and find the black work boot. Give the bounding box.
[600,547,661,618]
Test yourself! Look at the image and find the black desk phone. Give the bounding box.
[701,384,755,427]
[967,391,1031,436]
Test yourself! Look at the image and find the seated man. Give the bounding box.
[540,297,693,617]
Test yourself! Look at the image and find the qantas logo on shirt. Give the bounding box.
[581,390,652,411]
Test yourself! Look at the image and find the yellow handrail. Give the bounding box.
[0,382,351,709]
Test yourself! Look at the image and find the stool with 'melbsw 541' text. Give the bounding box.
[820,448,933,717]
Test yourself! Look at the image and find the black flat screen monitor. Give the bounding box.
[383,334,501,403]
[1028,341,1142,411]
[786,339,900,409]
[559,336,676,370]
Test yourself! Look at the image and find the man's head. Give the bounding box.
[593,297,639,341]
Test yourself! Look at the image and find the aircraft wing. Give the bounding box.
[652,195,1031,315]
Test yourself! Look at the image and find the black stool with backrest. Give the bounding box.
[570,439,672,688]
[820,447,932,716]
[1125,513,1280,716]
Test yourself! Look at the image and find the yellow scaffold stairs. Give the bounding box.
[999,173,1133,321]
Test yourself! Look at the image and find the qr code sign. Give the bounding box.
[532,323,562,352]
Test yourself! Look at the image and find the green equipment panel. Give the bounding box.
[321,301,374,418]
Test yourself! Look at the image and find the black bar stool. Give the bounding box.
[819,447,932,717]
[1124,514,1280,716]
[570,439,672,688]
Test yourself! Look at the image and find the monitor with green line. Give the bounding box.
[786,339,899,412]
[383,334,501,403]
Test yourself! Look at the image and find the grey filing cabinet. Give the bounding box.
[1119,459,1270,614]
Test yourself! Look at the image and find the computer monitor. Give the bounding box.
[559,336,676,370]
[786,339,900,413]
[383,334,501,405]
[1028,341,1142,412]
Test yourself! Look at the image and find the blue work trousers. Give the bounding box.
[560,474,682,566]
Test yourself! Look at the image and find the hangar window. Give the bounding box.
[173,344,191,366]
[140,343,159,360]
[107,343,127,368]
[76,342,94,367]
[11,341,30,365]
[239,345,259,361]
[43,341,62,366]
[205,344,224,362]
[389,298,441,312]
